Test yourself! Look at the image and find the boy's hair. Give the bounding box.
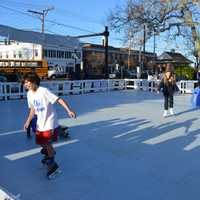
[23,72,40,86]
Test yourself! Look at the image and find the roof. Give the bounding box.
[157,51,193,64]
[0,24,80,49]
[82,43,155,56]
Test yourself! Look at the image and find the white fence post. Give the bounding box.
[71,80,82,95]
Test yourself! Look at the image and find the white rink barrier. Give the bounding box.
[0,83,4,99]
[0,79,126,100]
[179,80,198,94]
[0,79,197,100]
[125,79,160,92]
[0,186,21,200]
[125,79,199,94]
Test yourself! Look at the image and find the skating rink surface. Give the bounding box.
[0,90,200,200]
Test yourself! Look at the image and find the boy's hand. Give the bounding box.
[24,121,30,131]
[68,111,76,118]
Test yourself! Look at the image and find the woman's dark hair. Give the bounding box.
[23,72,40,86]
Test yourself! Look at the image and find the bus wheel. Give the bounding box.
[51,75,56,79]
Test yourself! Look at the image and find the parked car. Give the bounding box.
[0,74,21,96]
[0,74,7,82]
[7,74,21,82]
[109,73,117,79]
[124,70,137,79]
[0,73,21,82]
[48,65,67,79]
[115,69,137,79]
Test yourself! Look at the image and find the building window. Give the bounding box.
[49,50,52,58]
[13,51,17,58]
[57,51,60,58]
[47,50,51,58]
[18,51,22,58]
[35,49,39,57]
[76,52,81,59]
[134,55,138,61]
[60,51,63,58]
[53,50,56,57]
[67,51,72,58]
[43,49,47,57]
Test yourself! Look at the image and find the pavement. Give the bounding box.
[1,90,200,200]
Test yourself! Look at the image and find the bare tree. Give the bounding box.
[108,0,200,68]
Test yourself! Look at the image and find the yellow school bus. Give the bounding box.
[0,59,48,78]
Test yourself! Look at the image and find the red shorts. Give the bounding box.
[35,128,58,145]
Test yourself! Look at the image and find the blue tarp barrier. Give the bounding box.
[191,87,200,108]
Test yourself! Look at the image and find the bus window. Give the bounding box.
[11,61,15,67]
[21,62,26,67]
[15,62,21,67]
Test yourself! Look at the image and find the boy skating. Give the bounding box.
[23,72,76,178]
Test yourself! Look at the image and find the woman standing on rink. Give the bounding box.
[158,70,178,117]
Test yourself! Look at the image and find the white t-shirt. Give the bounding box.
[27,86,59,131]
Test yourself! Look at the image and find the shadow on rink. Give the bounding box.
[1,90,200,200]
[175,108,199,116]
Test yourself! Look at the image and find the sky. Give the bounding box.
[0,0,194,59]
[0,0,124,44]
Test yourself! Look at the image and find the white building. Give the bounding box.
[0,24,82,74]
[0,41,42,60]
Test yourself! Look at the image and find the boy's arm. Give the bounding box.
[57,98,76,118]
[24,107,35,130]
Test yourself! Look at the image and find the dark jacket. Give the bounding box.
[158,79,178,96]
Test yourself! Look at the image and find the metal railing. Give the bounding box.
[0,79,197,101]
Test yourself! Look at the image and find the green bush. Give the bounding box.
[175,65,195,80]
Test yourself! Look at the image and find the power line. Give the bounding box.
[0,5,35,19]
[1,0,104,26]
[52,7,103,26]
[0,4,97,34]
[46,19,96,34]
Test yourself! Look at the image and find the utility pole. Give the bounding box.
[104,26,109,78]
[128,47,131,70]
[127,32,132,70]
[74,26,109,79]
[138,44,142,79]
[143,24,146,54]
[142,23,146,73]
[28,7,54,33]
[153,30,156,59]
[153,28,156,74]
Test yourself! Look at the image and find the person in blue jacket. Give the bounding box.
[191,80,200,108]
